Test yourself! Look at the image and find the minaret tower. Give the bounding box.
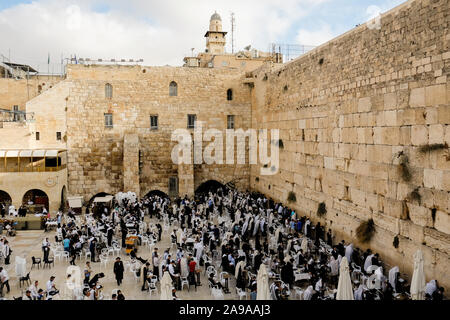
[205,11,227,54]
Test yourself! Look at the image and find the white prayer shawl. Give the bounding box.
[425,280,437,296]
[194,242,204,261]
[364,254,374,272]
[253,216,260,236]
[315,278,322,291]
[286,239,293,253]
[303,220,310,235]
[274,227,282,244]
[329,257,339,276]
[300,237,308,253]
[303,286,314,300]
[345,244,353,263]
[375,267,384,281]
[259,218,265,234]
[235,261,246,279]
[354,285,364,300]
[242,217,250,235]
[176,229,184,244]
[388,267,399,291]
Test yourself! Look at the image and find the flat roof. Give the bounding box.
[0,149,67,158]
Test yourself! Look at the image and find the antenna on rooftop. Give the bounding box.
[231,12,236,54]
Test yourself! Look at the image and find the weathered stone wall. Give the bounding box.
[65,65,252,201]
[0,76,62,111]
[251,0,449,288]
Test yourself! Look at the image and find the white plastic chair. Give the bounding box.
[180,277,189,291]
[148,281,158,298]
[62,251,70,262]
[236,287,247,300]
[99,254,109,269]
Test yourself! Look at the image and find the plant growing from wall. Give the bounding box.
[408,187,421,204]
[418,143,448,153]
[287,191,297,203]
[278,139,284,149]
[393,236,399,249]
[356,219,375,244]
[317,202,327,217]
[255,177,260,182]
[395,151,412,182]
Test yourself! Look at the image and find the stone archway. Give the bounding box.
[0,190,12,205]
[144,190,169,199]
[22,189,49,211]
[195,180,226,195]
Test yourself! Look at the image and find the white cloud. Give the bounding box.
[0,0,330,71]
[295,24,335,47]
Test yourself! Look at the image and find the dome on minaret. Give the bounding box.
[210,11,221,21]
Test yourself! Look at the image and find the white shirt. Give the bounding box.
[168,264,179,277]
[46,280,55,292]
[29,284,39,298]
[0,269,9,282]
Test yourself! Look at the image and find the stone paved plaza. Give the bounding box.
[0,215,239,300]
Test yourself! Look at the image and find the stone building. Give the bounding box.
[0,0,449,290]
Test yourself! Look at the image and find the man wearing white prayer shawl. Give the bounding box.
[364,254,374,273]
[425,280,437,297]
[354,284,364,300]
[194,241,203,261]
[388,266,399,292]
[303,286,314,300]
[345,243,353,264]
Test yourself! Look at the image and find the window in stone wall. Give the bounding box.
[56,132,61,141]
[104,113,113,128]
[227,115,235,129]
[105,83,113,99]
[169,177,178,195]
[169,81,178,96]
[35,132,40,140]
[150,115,158,130]
[187,114,197,129]
[227,89,233,101]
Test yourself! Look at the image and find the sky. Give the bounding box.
[0,0,406,73]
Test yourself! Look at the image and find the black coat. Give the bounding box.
[114,261,124,280]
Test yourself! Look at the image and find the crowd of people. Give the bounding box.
[0,187,446,301]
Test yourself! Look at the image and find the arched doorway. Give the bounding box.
[88,192,113,218]
[195,180,226,195]
[22,189,49,211]
[0,190,12,205]
[60,186,67,211]
[145,190,169,199]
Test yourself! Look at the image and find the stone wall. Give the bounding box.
[250,0,450,289]
[0,76,62,111]
[65,65,252,201]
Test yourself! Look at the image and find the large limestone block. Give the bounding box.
[434,210,450,235]
[410,87,425,107]
[425,84,446,106]
[407,203,433,227]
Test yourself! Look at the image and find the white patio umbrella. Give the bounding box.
[410,250,426,300]
[336,257,354,300]
[160,271,173,300]
[256,264,271,300]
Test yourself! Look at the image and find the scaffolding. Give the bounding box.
[269,43,317,62]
